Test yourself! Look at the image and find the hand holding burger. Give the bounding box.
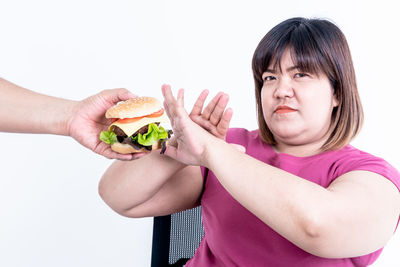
[99,96,172,154]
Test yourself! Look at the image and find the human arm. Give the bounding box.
[161,86,400,258]
[98,86,234,217]
[99,151,203,217]
[0,78,135,160]
[205,143,400,258]
[0,78,76,135]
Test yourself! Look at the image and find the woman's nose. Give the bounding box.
[273,78,294,99]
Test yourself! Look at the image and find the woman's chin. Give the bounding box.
[272,129,303,141]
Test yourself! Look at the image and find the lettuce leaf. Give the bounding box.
[100,130,118,145]
[131,123,168,146]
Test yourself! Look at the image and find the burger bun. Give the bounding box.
[106,97,163,119]
[110,139,166,154]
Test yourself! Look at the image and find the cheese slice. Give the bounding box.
[109,113,169,137]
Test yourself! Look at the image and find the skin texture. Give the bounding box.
[260,50,338,156]
[0,78,136,160]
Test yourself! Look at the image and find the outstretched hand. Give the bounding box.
[189,90,232,140]
[67,88,137,160]
[162,84,217,166]
[161,84,244,166]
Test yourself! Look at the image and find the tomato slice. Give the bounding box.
[115,109,164,124]
[146,109,164,118]
[115,117,142,124]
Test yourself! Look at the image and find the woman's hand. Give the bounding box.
[67,88,137,160]
[188,88,245,153]
[161,84,225,166]
[189,90,232,140]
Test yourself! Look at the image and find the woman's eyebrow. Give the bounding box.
[286,65,300,72]
[264,65,299,74]
[264,69,276,74]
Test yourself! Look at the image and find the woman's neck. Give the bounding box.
[273,138,327,157]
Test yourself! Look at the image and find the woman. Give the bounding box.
[99,17,400,266]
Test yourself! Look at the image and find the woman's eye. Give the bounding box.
[263,76,276,82]
[294,73,308,78]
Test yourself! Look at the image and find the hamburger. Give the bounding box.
[99,96,172,154]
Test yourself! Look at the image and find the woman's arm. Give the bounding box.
[99,87,233,217]
[204,140,400,258]
[162,85,400,258]
[99,150,204,217]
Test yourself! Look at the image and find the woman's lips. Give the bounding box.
[274,105,297,114]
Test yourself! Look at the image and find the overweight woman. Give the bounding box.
[99,17,400,267]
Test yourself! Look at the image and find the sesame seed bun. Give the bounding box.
[106,97,162,119]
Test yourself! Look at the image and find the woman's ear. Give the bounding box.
[331,87,339,107]
[333,94,339,107]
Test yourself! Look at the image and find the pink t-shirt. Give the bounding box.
[186,128,400,267]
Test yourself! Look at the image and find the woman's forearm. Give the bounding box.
[0,78,76,135]
[99,150,186,214]
[204,139,331,251]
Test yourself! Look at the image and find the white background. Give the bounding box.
[0,0,399,266]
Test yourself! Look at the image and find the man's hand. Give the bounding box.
[67,88,137,160]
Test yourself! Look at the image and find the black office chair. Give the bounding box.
[151,206,204,267]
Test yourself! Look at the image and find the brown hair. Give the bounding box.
[252,17,363,151]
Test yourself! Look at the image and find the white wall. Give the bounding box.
[0,0,399,266]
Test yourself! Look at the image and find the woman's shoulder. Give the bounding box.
[330,145,400,188]
[333,145,394,168]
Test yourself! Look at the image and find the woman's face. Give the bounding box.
[261,50,338,148]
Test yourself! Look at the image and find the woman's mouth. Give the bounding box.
[275,105,297,114]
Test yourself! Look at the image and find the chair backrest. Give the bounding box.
[151,206,204,267]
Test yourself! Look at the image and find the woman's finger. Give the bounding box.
[162,84,176,107]
[176,89,190,117]
[162,84,177,119]
[216,107,233,137]
[201,92,224,120]
[163,100,174,126]
[209,93,229,126]
[189,89,209,116]
[177,88,185,108]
